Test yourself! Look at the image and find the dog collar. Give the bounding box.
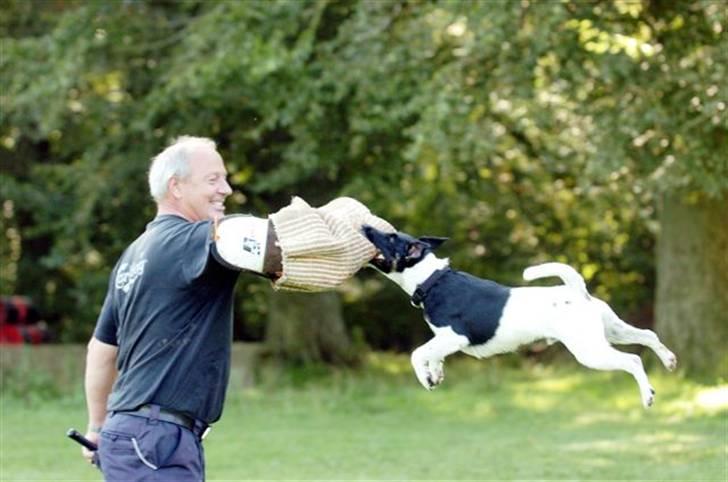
[411,268,451,308]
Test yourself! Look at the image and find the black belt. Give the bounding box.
[120,404,210,440]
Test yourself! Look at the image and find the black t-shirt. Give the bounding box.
[94,215,240,424]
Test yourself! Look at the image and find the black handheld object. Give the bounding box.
[66,428,98,451]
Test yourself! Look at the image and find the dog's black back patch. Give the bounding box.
[420,270,511,345]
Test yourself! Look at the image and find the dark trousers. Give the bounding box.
[98,410,205,481]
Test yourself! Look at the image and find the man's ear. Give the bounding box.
[168,176,183,199]
[419,236,448,250]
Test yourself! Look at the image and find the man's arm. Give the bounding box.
[82,336,118,462]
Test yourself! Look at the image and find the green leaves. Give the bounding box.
[1,0,723,341]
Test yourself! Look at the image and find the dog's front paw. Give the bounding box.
[425,373,443,389]
[429,361,445,387]
[413,367,444,390]
[413,365,435,390]
[411,350,444,390]
[418,374,436,391]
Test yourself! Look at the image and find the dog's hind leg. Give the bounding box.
[560,334,656,408]
[411,329,469,390]
[597,301,677,371]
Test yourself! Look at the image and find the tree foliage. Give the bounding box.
[2,1,725,370]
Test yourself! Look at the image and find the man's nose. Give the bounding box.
[220,179,232,195]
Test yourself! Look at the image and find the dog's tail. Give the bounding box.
[523,263,590,300]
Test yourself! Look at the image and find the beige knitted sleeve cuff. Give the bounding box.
[269,197,395,292]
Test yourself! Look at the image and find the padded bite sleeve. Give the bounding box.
[269,197,395,291]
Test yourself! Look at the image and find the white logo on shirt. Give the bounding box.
[115,259,148,293]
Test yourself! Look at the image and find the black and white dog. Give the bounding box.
[362,226,677,408]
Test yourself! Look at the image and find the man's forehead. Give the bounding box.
[189,146,226,173]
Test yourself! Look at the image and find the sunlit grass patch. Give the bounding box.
[2,352,725,480]
[692,385,728,412]
[509,370,591,412]
[653,377,728,421]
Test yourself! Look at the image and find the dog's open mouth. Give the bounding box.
[369,250,393,272]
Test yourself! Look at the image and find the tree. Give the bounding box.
[555,0,728,376]
[266,290,356,365]
[335,0,727,376]
[2,0,724,376]
[656,195,727,376]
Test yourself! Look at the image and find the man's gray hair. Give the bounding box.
[148,136,217,202]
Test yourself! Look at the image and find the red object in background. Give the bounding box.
[0,296,50,344]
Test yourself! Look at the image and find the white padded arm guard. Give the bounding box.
[213,214,269,273]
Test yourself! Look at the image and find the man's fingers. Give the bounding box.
[81,447,94,463]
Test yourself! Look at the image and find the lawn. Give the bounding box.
[1,353,726,481]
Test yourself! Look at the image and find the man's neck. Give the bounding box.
[156,202,193,222]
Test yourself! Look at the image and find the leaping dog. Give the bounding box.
[362,225,677,408]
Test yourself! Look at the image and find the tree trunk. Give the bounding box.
[265,290,357,365]
[655,193,728,378]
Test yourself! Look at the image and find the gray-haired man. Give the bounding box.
[83,136,392,480]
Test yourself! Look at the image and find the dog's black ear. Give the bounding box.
[418,236,448,250]
[407,241,428,260]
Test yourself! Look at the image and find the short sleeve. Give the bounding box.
[182,221,227,282]
[94,288,118,345]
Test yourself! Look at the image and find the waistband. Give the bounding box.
[116,404,211,440]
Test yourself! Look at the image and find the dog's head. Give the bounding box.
[362,225,448,273]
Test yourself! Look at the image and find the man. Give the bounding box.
[82,136,393,480]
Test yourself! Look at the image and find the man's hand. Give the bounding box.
[81,430,100,465]
[83,336,116,468]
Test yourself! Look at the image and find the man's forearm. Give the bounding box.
[84,337,118,431]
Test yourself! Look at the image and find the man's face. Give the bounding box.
[174,146,232,222]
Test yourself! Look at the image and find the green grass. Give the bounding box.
[1,353,726,481]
